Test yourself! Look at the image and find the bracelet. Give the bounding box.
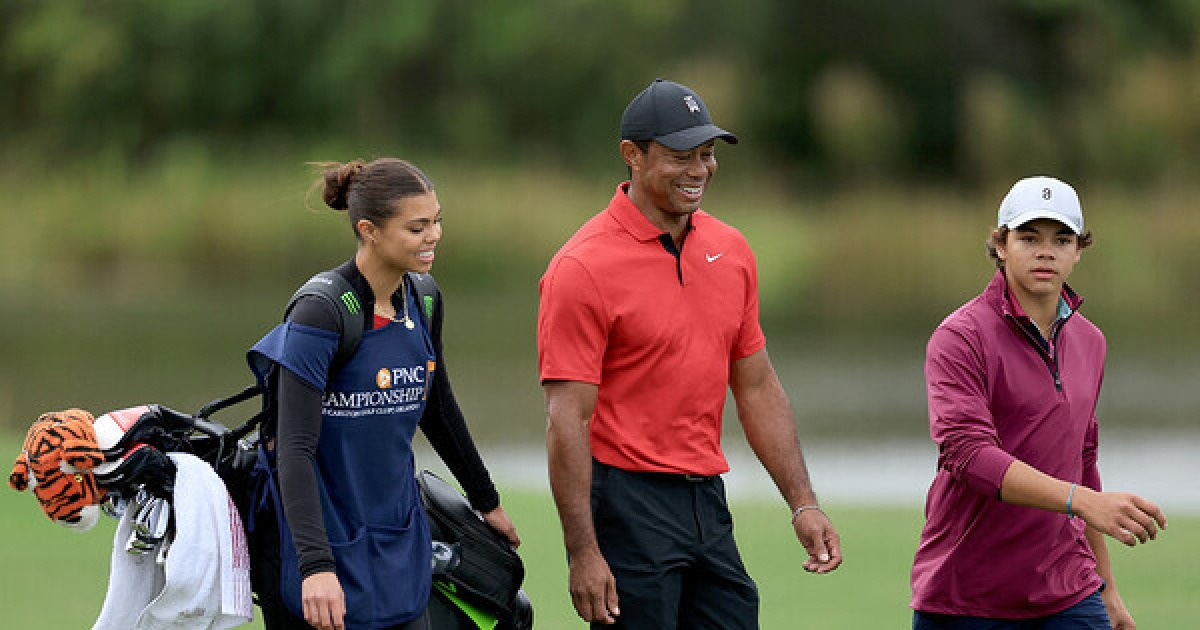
[1066,483,1078,518]
[791,504,822,521]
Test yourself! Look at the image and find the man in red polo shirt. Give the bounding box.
[538,78,841,629]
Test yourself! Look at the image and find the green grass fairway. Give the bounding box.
[2,451,1195,628]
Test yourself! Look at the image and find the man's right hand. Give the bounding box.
[545,380,616,622]
[568,546,620,624]
[792,508,843,574]
[1074,487,1167,547]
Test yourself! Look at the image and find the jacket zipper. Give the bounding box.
[1009,315,1064,392]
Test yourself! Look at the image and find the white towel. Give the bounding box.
[93,453,253,630]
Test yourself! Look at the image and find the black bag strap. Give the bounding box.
[406,271,440,329]
[197,384,262,421]
[221,271,438,447]
[285,270,365,368]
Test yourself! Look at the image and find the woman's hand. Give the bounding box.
[301,571,346,630]
[482,505,521,548]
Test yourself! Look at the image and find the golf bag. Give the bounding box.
[88,390,532,630]
[92,394,261,512]
[419,470,529,627]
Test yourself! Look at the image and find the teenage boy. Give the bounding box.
[910,176,1167,629]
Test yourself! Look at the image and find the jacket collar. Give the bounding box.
[984,268,1084,319]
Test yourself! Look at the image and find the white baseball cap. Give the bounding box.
[997,176,1084,235]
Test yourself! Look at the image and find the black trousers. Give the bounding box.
[248,501,431,630]
[590,460,759,630]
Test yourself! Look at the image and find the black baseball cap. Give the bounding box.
[620,78,739,151]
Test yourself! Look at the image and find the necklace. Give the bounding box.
[374,276,416,329]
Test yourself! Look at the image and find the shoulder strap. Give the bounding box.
[284,270,365,367]
[406,271,441,328]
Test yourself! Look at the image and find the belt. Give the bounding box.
[594,460,717,483]
[641,471,716,483]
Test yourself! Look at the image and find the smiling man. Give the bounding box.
[911,176,1168,629]
[538,78,841,629]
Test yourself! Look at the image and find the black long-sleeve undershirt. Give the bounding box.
[274,261,500,579]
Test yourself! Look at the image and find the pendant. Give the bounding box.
[404,317,415,330]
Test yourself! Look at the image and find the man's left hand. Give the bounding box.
[792,508,842,574]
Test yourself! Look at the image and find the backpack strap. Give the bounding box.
[285,270,365,368]
[280,271,437,366]
[406,271,441,330]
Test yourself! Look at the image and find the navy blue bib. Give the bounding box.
[250,286,436,628]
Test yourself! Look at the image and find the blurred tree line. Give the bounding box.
[3,0,1199,187]
[4,1,1200,435]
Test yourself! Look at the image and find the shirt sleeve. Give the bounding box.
[731,241,766,360]
[276,367,336,577]
[268,295,341,578]
[538,255,610,384]
[1081,415,1102,492]
[1081,355,1104,492]
[925,324,1015,497]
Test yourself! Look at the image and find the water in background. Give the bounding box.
[418,429,1200,516]
[4,292,1196,515]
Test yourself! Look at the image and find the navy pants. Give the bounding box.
[590,461,759,630]
[913,589,1110,629]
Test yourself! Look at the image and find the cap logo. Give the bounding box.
[1042,187,1052,200]
[683,95,701,113]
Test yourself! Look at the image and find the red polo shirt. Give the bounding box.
[538,183,766,475]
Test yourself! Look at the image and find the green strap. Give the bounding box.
[285,270,364,367]
[434,582,500,630]
[406,271,440,324]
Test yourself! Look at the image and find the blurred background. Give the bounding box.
[3,0,1197,442]
[2,0,1199,626]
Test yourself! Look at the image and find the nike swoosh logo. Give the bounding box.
[706,253,724,263]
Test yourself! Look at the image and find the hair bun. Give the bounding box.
[322,161,365,210]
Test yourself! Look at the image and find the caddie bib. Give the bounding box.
[252,286,436,629]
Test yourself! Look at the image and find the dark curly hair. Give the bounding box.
[986,226,1094,268]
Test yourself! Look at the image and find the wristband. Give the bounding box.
[1066,483,1077,518]
[791,504,822,521]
